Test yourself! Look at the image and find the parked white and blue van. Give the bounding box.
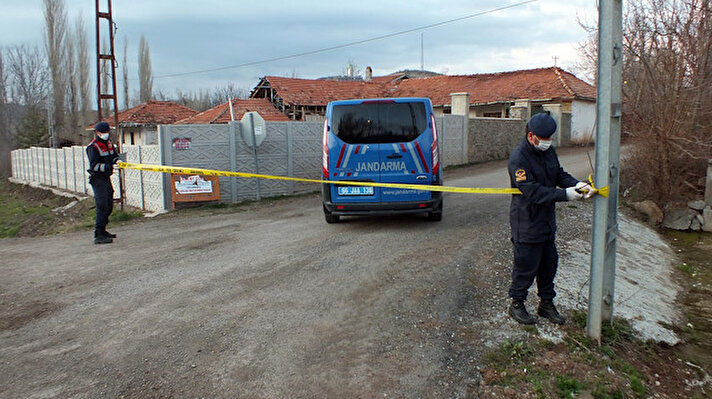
[321,97,443,223]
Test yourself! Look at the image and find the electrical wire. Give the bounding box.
[153,0,539,79]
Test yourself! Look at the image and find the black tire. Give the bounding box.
[427,211,442,222]
[324,206,340,224]
[427,200,443,222]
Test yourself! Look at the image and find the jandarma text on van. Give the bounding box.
[354,161,407,173]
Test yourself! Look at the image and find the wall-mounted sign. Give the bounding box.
[170,174,220,209]
[174,175,213,194]
[172,137,192,150]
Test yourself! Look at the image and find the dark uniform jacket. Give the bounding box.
[86,138,118,179]
[508,137,578,243]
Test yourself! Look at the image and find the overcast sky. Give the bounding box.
[1,0,598,101]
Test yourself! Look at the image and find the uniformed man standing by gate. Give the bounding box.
[507,113,593,325]
[86,122,120,244]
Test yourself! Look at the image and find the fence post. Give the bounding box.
[229,122,238,203]
[54,148,60,188]
[71,147,77,192]
[42,148,46,185]
[63,148,68,189]
[74,147,78,192]
[461,116,469,165]
[138,146,145,210]
[705,159,712,206]
[287,123,294,195]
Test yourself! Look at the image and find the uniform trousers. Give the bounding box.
[90,177,114,232]
[509,238,558,301]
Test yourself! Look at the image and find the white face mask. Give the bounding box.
[529,133,552,151]
[99,133,110,141]
[535,139,552,151]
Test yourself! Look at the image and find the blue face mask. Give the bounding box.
[99,133,110,141]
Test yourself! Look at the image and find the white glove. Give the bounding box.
[566,186,584,201]
[575,181,595,199]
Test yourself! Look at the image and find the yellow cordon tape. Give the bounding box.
[117,162,609,196]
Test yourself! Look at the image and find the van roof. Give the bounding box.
[329,97,431,105]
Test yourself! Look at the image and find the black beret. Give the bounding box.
[527,113,557,138]
[95,122,110,133]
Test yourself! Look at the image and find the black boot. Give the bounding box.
[94,230,113,244]
[538,299,566,324]
[509,299,536,325]
[102,229,117,238]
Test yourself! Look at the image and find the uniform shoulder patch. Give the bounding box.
[515,169,527,182]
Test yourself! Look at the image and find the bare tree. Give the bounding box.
[43,0,68,145]
[0,49,6,114]
[0,48,10,176]
[138,35,153,103]
[5,45,50,150]
[571,8,599,84]
[615,0,712,205]
[75,14,92,137]
[210,83,247,107]
[65,24,79,144]
[6,45,49,109]
[174,89,210,111]
[122,36,129,110]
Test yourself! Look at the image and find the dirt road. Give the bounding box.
[1,148,604,398]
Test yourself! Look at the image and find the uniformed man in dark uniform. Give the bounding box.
[86,122,120,244]
[507,113,593,325]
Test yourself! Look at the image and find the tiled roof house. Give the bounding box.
[250,67,597,144]
[250,76,393,121]
[178,98,290,124]
[95,100,198,146]
[393,67,596,110]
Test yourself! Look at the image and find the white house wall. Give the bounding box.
[571,100,597,144]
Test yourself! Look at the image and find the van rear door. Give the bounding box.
[374,100,433,203]
[329,141,381,203]
[327,99,433,203]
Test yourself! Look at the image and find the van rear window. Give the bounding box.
[331,102,427,144]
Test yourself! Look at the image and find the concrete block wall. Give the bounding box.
[467,118,525,164]
[11,116,526,211]
[10,144,165,212]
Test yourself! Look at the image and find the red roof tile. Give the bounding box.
[255,76,394,106]
[391,67,596,106]
[97,100,198,127]
[251,67,595,107]
[178,98,290,124]
[369,72,407,84]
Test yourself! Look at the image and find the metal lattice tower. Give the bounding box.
[95,0,124,206]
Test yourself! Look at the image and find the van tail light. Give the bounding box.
[430,114,440,175]
[322,118,329,178]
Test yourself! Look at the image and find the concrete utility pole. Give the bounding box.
[588,0,623,342]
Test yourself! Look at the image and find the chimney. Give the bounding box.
[450,92,470,116]
[365,66,372,82]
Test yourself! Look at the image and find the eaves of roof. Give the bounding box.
[252,67,596,107]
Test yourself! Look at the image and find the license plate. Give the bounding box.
[338,186,374,196]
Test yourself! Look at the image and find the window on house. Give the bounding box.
[531,105,545,115]
[483,112,502,118]
[130,132,135,145]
